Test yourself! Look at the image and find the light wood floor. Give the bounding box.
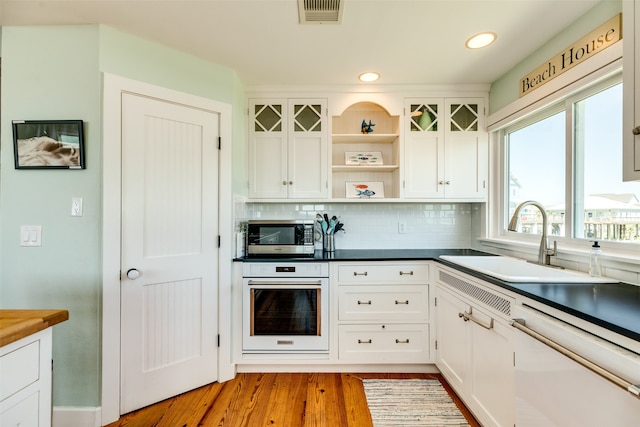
[106,372,481,427]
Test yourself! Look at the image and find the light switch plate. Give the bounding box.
[20,225,42,247]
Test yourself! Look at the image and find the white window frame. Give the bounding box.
[483,47,640,261]
[500,76,623,244]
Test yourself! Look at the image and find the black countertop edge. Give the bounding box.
[234,248,491,262]
[434,259,640,344]
[235,249,640,344]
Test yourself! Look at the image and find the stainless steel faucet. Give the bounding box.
[508,200,557,265]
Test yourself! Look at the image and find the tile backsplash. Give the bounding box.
[236,199,483,250]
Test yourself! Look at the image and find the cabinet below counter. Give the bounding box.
[1,309,68,427]
[236,250,640,349]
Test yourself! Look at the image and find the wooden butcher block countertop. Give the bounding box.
[0,309,69,347]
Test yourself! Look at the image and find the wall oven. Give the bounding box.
[242,262,329,353]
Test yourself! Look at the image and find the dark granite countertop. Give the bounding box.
[236,248,490,262]
[237,249,640,344]
[436,258,640,344]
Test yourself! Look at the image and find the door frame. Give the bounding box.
[101,73,234,425]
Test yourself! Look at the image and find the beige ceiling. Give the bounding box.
[0,0,602,87]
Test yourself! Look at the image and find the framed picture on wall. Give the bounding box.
[12,119,85,169]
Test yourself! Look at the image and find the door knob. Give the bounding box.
[633,126,640,136]
[126,268,141,280]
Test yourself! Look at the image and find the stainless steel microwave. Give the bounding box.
[246,220,315,257]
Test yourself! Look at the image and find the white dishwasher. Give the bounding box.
[512,304,640,427]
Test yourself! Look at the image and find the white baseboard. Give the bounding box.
[53,406,102,427]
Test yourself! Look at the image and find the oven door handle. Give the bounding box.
[247,280,323,286]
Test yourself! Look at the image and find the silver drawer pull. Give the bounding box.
[353,271,368,276]
[395,300,409,305]
[399,271,414,276]
[358,300,372,305]
[395,339,410,344]
[358,339,372,344]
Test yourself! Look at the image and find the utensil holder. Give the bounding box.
[323,234,335,252]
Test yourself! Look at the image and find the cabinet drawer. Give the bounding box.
[338,324,429,362]
[337,263,429,284]
[0,340,40,402]
[338,285,428,321]
[0,391,40,426]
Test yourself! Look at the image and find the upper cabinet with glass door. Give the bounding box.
[404,99,445,198]
[403,98,487,200]
[248,99,328,199]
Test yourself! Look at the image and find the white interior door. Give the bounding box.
[120,92,219,413]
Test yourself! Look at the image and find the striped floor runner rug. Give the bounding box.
[363,379,470,426]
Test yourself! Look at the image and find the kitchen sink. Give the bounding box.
[439,255,618,283]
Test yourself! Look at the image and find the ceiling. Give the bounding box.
[0,0,602,88]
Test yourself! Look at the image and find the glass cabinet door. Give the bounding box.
[449,102,479,132]
[254,103,283,132]
[293,103,322,132]
[409,103,439,132]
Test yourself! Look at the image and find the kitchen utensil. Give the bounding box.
[328,218,336,234]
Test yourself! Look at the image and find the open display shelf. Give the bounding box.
[331,102,400,199]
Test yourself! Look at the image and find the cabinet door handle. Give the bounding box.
[399,271,414,276]
[289,181,293,185]
[395,300,409,305]
[358,300,372,305]
[282,180,287,185]
[395,339,410,344]
[353,271,368,276]
[358,339,372,344]
[633,126,640,136]
[459,309,494,330]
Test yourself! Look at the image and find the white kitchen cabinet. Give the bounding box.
[623,0,640,181]
[0,328,53,427]
[335,262,431,363]
[331,102,401,199]
[435,266,514,427]
[248,98,328,199]
[404,98,487,199]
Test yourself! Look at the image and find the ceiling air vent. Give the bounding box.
[298,0,344,24]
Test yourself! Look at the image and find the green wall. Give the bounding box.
[0,24,244,407]
[489,0,622,114]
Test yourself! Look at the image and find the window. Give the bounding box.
[506,110,566,237]
[503,76,640,244]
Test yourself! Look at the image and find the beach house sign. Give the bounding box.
[519,14,621,97]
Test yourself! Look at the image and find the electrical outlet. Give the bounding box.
[71,197,83,217]
[398,221,407,234]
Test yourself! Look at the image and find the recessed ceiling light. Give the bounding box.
[465,32,497,49]
[358,72,380,82]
